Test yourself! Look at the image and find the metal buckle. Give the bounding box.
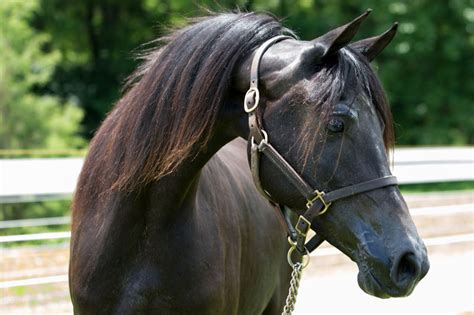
[244,87,260,113]
[295,215,311,237]
[306,190,332,215]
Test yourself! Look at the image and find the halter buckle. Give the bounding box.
[306,190,332,215]
[244,87,260,113]
[295,215,311,237]
[294,215,311,255]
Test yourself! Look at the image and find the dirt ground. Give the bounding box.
[295,248,473,314]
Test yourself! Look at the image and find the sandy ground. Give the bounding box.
[295,249,473,315]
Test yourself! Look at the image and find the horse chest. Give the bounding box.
[119,204,288,314]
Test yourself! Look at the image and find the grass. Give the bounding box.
[400,181,474,193]
[0,149,86,159]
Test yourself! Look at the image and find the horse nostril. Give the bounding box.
[391,252,421,287]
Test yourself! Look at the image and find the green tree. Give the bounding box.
[34,0,169,136]
[0,0,84,150]
[250,0,474,145]
[34,0,248,135]
[33,0,474,145]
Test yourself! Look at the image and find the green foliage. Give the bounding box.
[0,148,87,159]
[34,0,169,134]
[249,0,474,145]
[0,199,70,221]
[0,0,85,150]
[33,0,472,145]
[400,180,474,193]
[2,0,473,147]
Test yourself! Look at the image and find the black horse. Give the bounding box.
[69,11,429,314]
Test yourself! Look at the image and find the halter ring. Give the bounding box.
[287,245,310,268]
[250,129,269,151]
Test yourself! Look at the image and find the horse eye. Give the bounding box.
[328,118,345,133]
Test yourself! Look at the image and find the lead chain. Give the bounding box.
[281,261,304,315]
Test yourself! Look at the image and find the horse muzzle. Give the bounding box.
[356,240,430,298]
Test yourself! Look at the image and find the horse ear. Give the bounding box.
[310,9,372,58]
[349,23,398,61]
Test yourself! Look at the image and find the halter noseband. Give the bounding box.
[244,35,398,254]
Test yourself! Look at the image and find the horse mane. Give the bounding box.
[77,12,288,197]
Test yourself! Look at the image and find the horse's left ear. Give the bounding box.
[349,23,398,61]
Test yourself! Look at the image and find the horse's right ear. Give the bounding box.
[309,9,372,59]
[349,23,399,61]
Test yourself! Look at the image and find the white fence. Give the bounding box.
[1,147,473,203]
[391,147,474,184]
[0,157,83,203]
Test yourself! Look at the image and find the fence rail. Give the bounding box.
[391,147,474,184]
[0,203,472,243]
[0,157,83,203]
[0,201,472,231]
[1,147,473,203]
[0,216,70,229]
[0,232,71,243]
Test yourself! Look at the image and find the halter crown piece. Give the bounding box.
[244,35,398,254]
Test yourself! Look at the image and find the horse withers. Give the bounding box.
[69,11,429,314]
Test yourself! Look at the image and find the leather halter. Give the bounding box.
[244,35,398,254]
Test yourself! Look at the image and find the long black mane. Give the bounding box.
[77,13,289,200]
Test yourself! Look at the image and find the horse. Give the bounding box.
[69,11,429,314]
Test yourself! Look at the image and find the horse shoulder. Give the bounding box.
[196,138,291,313]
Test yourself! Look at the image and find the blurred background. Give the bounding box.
[0,0,472,314]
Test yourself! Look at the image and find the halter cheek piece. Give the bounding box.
[244,35,398,254]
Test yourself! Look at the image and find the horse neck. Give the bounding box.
[70,111,238,271]
[149,138,227,210]
[145,113,242,221]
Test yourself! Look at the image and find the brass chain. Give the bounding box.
[281,261,304,315]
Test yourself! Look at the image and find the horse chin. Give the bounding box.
[356,269,416,299]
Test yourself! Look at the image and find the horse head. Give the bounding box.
[235,10,429,298]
